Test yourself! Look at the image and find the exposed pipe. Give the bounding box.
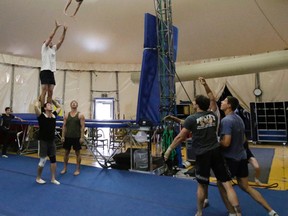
[62,70,67,107]
[131,50,288,83]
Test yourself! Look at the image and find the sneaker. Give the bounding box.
[268,210,279,216]
[51,179,60,185]
[255,178,262,185]
[2,155,8,158]
[36,178,46,184]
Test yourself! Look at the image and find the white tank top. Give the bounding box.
[41,43,56,72]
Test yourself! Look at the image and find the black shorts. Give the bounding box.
[225,157,249,178]
[39,140,56,158]
[246,148,254,160]
[195,147,231,184]
[40,70,56,85]
[63,137,82,151]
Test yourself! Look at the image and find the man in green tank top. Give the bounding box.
[61,100,85,176]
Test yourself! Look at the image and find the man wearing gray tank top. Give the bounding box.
[61,100,85,176]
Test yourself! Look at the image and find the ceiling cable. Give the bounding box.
[254,0,288,48]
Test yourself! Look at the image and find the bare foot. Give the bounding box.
[60,169,67,174]
[74,170,80,176]
[203,199,209,208]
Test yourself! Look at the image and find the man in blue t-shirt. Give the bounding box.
[219,96,279,216]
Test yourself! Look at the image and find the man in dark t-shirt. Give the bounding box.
[164,95,242,216]
[34,99,61,185]
[0,107,24,157]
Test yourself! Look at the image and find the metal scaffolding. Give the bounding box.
[154,0,176,121]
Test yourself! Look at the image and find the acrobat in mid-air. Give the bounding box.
[64,0,84,17]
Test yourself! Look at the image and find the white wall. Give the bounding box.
[0,63,140,120]
[1,55,288,118]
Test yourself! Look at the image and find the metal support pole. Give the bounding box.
[62,70,67,106]
[115,71,120,119]
[10,65,15,108]
[154,0,176,121]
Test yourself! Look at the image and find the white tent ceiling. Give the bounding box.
[0,0,288,65]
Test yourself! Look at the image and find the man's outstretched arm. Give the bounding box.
[199,77,218,112]
[44,21,61,47]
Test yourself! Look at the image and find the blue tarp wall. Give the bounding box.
[136,13,178,126]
